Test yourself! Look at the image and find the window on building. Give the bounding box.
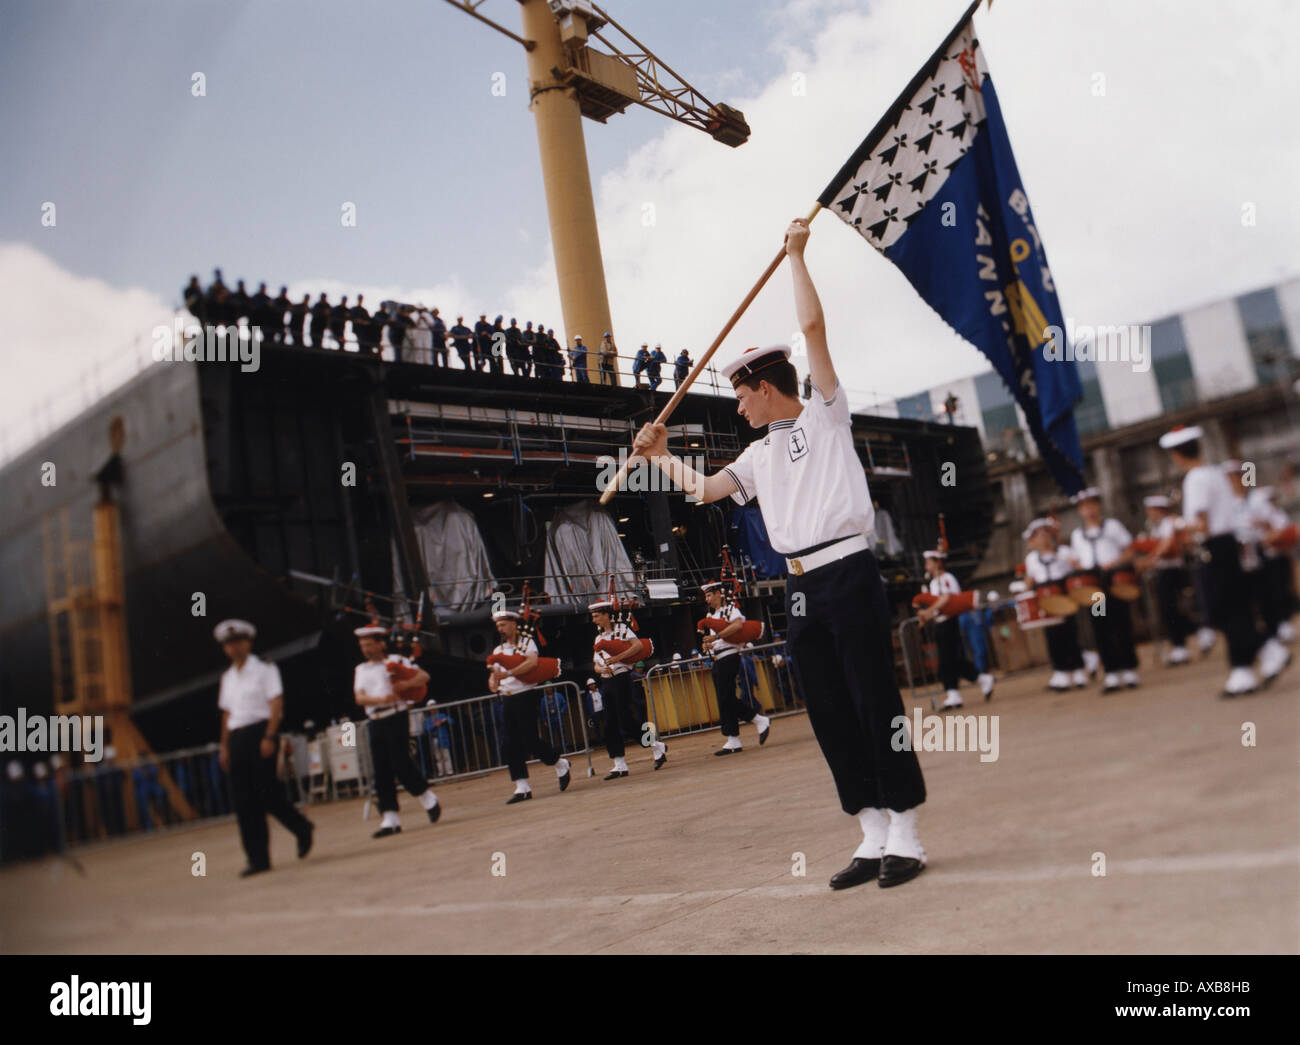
[1072,357,1109,436]
[1149,316,1198,412]
[894,392,932,421]
[1236,287,1295,384]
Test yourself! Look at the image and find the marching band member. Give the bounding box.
[353,626,442,837]
[215,619,314,877]
[1251,486,1296,643]
[589,601,668,779]
[1159,426,1289,695]
[1022,519,1088,690]
[487,610,570,805]
[1069,488,1140,693]
[700,581,772,755]
[1225,465,1294,647]
[916,550,994,708]
[630,217,928,890]
[1045,511,1100,679]
[1140,495,1195,665]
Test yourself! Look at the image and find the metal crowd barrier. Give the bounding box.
[640,640,803,741]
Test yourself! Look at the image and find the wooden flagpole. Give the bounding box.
[598,202,824,505]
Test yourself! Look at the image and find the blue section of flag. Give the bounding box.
[882,77,1083,493]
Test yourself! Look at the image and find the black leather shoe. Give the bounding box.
[372,825,402,838]
[240,865,271,878]
[714,746,742,756]
[603,769,629,780]
[506,791,533,804]
[878,855,925,888]
[558,767,571,791]
[427,802,442,823]
[829,857,880,890]
[654,747,667,770]
[758,724,771,745]
[297,822,314,859]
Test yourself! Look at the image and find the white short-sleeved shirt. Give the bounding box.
[1246,490,1289,557]
[704,603,745,658]
[1025,548,1072,584]
[725,382,874,555]
[354,659,399,720]
[594,622,639,676]
[1181,465,1237,537]
[1070,520,1132,570]
[491,637,539,695]
[927,571,961,622]
[218,654,283,731]
[1151,515,1183,568]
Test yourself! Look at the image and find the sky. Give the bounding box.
[2,0,1298,458]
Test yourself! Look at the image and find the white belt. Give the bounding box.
[785,534,869,577]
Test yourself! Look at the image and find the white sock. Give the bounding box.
[556,757,570,777]
[418,790,438,810]
[613,757,629,772]
[853,807,888,860]
[884,807,925,861]
[380,811,400,829]
[754,713,770,729]
[650,741,666,758]
[722,735,742,750]
[514,779,532,794]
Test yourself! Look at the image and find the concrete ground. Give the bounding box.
[1,643,1297,954]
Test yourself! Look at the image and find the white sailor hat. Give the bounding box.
[1158,424,1203,450]
[1219,459,1242,474]
[213,619,256,642]
[700,581,725,593]
[586,677,597,686]
[588,599,614,612]
[1070,487,1102,504]
[1143,495,1172,509]
[1021,518,1054,540]
[923,548,947,560]
[720,345,792,386]
[353,625,388,638]
[491,609,520,621]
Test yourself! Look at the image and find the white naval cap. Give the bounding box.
[1143,495,1172,509]
[720,345,792,386]
[1158,424,1203,450]
[353,625,388,638]
[491,609,520,621]
[588,599,614,612]
[923,548,947,560]
[1021,518,1054,540]
[213,619,256,642]
[1070,487,1102,504]
[586,677,597,686]
[700,581,725,592]
[1219,459,1242,474]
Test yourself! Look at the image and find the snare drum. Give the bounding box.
[1015,590,1066,630]
[1035,581,1078,617]
[1066,570,1103,607]
[1106,567,1140,601]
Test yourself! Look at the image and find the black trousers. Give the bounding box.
[1264,554,1296,623]
[502,689,562,781]
[229,722,310,870]
[934,617,977,690]
[1091,594,1138,672]
[1155,567,1195,645]
[367,711,430,813]
[787,549,926,815]
[1045,616,1084,671]
[599,672,641,759]
[713,653,757,736]
[1202,535,1266,667]
[1252,554,1292,637]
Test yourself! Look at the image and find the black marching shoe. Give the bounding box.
[603,769,629,781]
[297,822,314,859]
[558,764,571,791]
[878,855,925,888]
[372,825,402,838]
[829,857,880,891]
[240,865,271,878]
[506,791,533,805]
[427,802,442,823]
[714,746,743,757]
[654,746,668,770]
[758,723,771,745]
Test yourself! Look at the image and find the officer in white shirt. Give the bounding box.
[1069,488,1140,693]
[1022,519,1088,689]
[700,581,772,755]
[1138,495,1195,664]
[1249,486,1296,643]
[916,550,995,708]
[487,610,571,805]
[1159,425,1290,695]
[589,601,668,779]
[215,619,313,877]
[353,626,442,837]
[630,217,926,890]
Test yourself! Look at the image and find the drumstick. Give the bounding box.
[597,203,824,505]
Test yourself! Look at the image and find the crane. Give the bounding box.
[442,0,750,382]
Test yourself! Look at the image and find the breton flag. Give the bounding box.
[819,0,1084,494]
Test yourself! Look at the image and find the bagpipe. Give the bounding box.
[358,594,429,703]
[1266,522,1298,552]
[911,513,977,618]
[594,577,654,661]
[486,582,562,685]
[696,549,765,644]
